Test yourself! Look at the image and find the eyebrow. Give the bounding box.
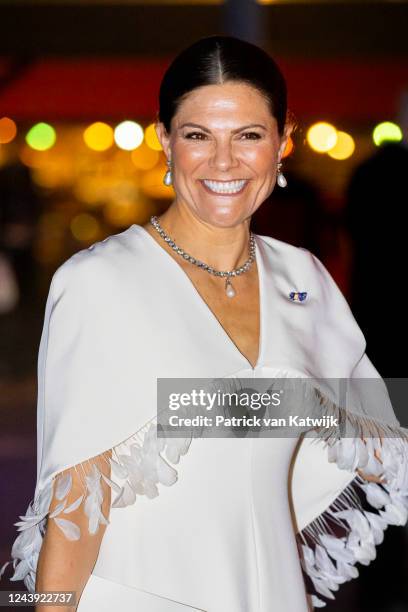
[178,122,267,134]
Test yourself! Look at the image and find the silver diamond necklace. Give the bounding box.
[149,215,256,298]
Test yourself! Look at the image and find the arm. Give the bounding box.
[35,455,111,612]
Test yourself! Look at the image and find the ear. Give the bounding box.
[154,122,171,159]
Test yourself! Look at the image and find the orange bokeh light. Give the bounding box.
[282,137,294,158]
[0,117,17,144]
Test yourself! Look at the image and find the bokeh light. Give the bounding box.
[19,145,51,168]
[26,123,56,151]
[83,122,114,151]
[0,117,17,143]
[373,121,403,146]
[31,156,75,189]
[327,131,355,160]
[307,122,338,153]
[70,213,100,242]
[14,110,380,264]
[144,123,163,151]
[141,164,174,199]
[104,199,138,227]
[73,177,107,207]
[114,121,144,151]
[131,142,160,170]
[282,136,294,158]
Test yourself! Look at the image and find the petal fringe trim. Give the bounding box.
[1,419,192,592]
[297,433,408,608]
[310,384,408,443]
[296,381,408,607]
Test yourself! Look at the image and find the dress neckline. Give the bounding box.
[131,223,266,372]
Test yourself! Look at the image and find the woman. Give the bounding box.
[3,35,408,611]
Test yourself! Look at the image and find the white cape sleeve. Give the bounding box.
[290,252,408,608]
[1,252,191,592]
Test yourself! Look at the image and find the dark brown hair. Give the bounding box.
[158,35,289,137]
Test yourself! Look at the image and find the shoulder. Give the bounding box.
[255,232,330,289]
[257,231,367,364]
[256,231,361,324]
[49,225,141,301]
[255,232,316,267]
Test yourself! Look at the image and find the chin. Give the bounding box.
[193,201,251,229]
[200,208,250,229]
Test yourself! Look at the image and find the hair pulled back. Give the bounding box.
[158,35,288,137]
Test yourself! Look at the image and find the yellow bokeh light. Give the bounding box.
[144,123,163,151]
[70,213,100,242]
[30,154,75,189]
[0,117,17,144]
[307,122,338,153]
[114,121,144,151]
[73,177,107,207]
[372,121,403,146]
[104,199,138,227]
[83,122,114,151]
[131,142,160,170]
[141,165,174,199]
[327,131,355,160]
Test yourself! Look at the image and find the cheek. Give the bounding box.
[173,143,208,170]
[241,143,278,172]
[246,153,277,179]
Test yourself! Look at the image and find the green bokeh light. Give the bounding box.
[373,122,403,147]
[26,122,57,151]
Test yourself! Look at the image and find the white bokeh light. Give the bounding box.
[114,121,144,151]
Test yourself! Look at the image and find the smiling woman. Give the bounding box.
[3,35,408,612]
[155,52,291,230]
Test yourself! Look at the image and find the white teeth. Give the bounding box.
[203,179,247,194]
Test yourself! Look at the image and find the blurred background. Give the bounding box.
[0,0,407,610]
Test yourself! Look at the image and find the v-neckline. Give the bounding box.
[132,223,265,372]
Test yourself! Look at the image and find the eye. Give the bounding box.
[241,132,262,140]
[184,131,207,140]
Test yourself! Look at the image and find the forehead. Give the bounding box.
[173,82,274,126]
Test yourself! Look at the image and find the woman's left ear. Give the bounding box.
[154,122,171,160]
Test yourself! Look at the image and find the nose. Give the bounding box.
[208,139,239,171]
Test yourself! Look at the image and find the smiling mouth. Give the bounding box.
[200,179,249,195]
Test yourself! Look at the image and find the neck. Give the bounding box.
[153,201,252,271]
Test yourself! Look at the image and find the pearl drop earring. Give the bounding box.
[277,161,287,188]
[163,158,172,186]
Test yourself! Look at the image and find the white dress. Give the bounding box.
[3,224,408,611]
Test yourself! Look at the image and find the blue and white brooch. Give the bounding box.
[289,291,308,303]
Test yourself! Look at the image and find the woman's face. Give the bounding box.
[156,81,292,229]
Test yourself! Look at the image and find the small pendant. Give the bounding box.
[225,278,236,298]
